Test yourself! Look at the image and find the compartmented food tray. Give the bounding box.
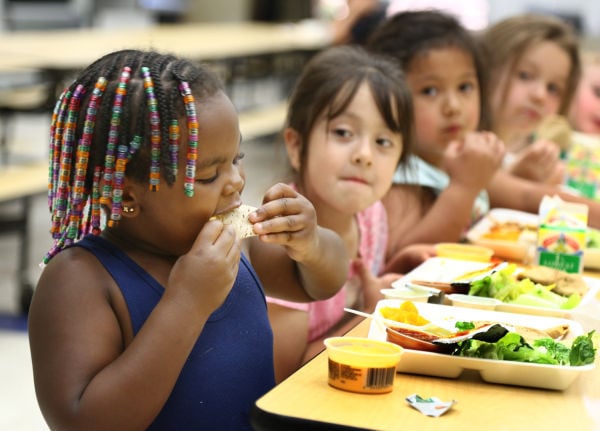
[368,300,596,390]
[391,257,599,317]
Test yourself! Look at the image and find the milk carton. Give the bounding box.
[536,195,588,273]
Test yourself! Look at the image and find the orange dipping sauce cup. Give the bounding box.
[324,337,403,394]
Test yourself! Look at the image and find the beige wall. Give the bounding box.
[187,0,252,22]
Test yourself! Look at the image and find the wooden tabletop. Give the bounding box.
[0,161,48,204]
[253,299,600,430]
[0,22,328,72]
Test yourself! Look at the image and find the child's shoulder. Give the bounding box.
[39,245,113,290]
[384,183,435,218]
[34,244,130,328]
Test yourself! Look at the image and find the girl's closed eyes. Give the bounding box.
[234,151,245,165]
[195,152,245,184]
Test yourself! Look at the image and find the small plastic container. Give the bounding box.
[324,337,403,394]
[380,288,431,302]
[447,293,502,310]
[435,242,494,262]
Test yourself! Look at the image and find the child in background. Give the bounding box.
[483,13,581,185]
[569,50,600,135]
[27,49,348,430]
[266,45,435,382]
[318,0,386,45]
[366,10,505,271]
[480,16,600,227]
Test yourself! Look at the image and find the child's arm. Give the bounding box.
[506,139,565,184]
[382,243,436,276]
[385,132,505,260]
[28,220,241,430]
[487,169,600,229]
[246,183,348,302]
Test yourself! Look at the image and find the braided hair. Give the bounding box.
[45,49,223,263]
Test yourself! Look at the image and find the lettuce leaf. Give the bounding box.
[452,330,596,366]
[569,331,597,366]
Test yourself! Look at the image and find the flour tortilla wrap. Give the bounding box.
[212,204,257,238]
[536,114,572,151]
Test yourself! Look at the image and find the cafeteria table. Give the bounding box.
[252,297,600,431]
[0,21,329,113]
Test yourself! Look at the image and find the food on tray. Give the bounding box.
[381,301,565,345]
[496,322,569,343]
[380,302,596,366]
[409,261,507,294]
[453,262,504,281]
[379,301,453,337]
[211,204,257,238]
[543,324,571,340]
[481,220,537,242]
[386,326,447,353]
[516,266,588,297]
[469,208,600,270]
[380,301,429,326]
[370,300,598,389]
[408,279,470,294]
[467,263,585,310]
[452,327,595,366]
[465,208,539,262]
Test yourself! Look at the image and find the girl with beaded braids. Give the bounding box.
[28,49,348,431]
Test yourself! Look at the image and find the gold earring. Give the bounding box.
[123,206,135,214]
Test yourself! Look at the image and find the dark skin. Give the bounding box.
[28,91,348,430]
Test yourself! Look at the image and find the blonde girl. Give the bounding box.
[481,15,600,227]
[483,13,581,184]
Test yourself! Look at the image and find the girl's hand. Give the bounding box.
[167,219,240,317]
[249,183,320,262]
[356,243,436,311]
[350,258,402,312]
[444,131,506,191]
[383,243,436,274]
[508,139,565,184]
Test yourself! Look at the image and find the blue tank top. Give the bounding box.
[73,234,275,430]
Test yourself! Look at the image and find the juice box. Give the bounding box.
[536,195,588,273]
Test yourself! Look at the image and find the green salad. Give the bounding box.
[468,263,581,310]
[451,326,596,366]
